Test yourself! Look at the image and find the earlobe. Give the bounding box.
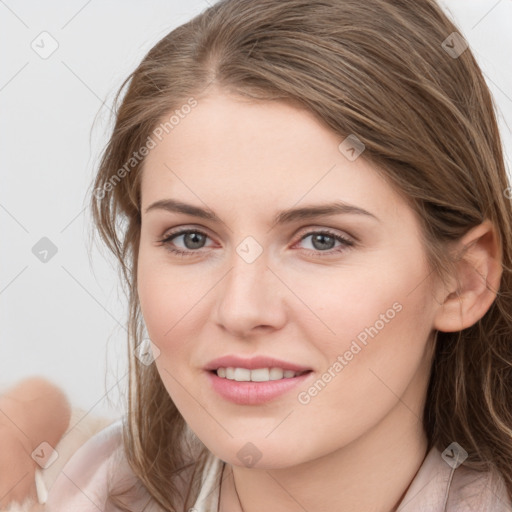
[433,219,503,333]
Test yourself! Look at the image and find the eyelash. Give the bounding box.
[157,228,355,258]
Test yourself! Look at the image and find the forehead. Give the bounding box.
[139,91,406,225]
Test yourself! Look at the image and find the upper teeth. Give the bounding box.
[216,367,305,382]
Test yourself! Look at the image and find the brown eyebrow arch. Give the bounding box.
[144,198,380,225]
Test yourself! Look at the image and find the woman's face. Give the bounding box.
[137,89,441,467]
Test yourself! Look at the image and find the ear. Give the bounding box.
[433,219,503,333]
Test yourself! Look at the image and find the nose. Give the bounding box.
[214,246,287,338]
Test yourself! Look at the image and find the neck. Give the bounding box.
[219,372,430,512]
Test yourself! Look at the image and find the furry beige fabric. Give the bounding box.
[1,407,117,512]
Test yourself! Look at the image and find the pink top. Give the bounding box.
[44,419,512,512]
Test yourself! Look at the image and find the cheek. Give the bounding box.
[138,245,191,329]
[137,260,204,407]
[291,248,432,349]
[137,252,214,366]
[294,256,435,422]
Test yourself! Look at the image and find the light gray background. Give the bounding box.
[1,0,511,420]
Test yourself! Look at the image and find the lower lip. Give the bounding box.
[206,370,313,405]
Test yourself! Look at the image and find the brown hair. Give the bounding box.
[88,0,512,509]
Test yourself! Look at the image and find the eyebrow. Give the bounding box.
[144,198,380,225]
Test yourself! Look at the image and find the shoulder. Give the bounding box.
[446,458,512,511]
[397,445,512,511]
[44,419,130,512]
[44,418,219,512]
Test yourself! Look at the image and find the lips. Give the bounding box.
[206,369,313,405]
[204,355,312,373]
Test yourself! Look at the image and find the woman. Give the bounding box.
[4,0,512,510]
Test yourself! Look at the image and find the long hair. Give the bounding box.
[88,0,512,509]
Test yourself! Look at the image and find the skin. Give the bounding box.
[137,88,502,512]
[0,377,71,511]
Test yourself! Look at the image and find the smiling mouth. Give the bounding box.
[206,368,314,405]
[209,367,313,382]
